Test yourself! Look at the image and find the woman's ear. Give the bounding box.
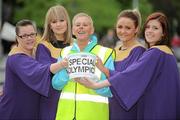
[161,32,165,39]
[134,27,139,36]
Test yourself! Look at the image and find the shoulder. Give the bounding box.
[36,41,52,52]
[96,45,114,52]
[131,42,146,50]
[38,40,51,48]
[96,45,115,60]
[131,45,146,53]
[142,45,173,60]
[7,53,32,68]
[8,46,19,56]
[150,45,173,55]
[36,41,51,54]
[8,47,32,57]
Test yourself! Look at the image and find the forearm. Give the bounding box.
[52,69,69,90]
[50,62,65,74]
[96,79,111,89]
[99,66,110,78]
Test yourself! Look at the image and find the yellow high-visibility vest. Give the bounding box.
[55,45,114,120]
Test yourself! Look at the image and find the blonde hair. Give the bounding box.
[72,12,94,28]
[42,5,72,44]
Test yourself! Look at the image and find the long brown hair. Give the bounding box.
[142,12,170,48]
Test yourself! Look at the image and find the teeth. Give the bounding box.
[78,31,85,34]
[147,35,153,38]
[146,34,153,37]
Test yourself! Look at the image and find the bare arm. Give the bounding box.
[74,78,111,89]
[50,58,68,74]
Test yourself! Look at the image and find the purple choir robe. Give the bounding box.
[109,46,180,120]
[36,41,68,120]
[0,53,51,119]
[109,46,145,120]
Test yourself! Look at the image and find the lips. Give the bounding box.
[78,31,86,34]
[26,40,35,45]
[119,35,128,39]
[146,34,154,38]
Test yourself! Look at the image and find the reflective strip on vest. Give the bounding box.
[60,45,111,100]
[56,45,112,120]
[60,92,108,104]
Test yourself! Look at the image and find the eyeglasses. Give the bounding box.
[17,33,37,39]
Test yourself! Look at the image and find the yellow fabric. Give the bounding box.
[151,45,173,55]
[40,41,61,59]
[8,46,34,57]
[115,43,144,61]
[8,46,19,56]
[55,45,113,120]
[56,99,109,120]
[61,81,97,95]
[91,45,114,63]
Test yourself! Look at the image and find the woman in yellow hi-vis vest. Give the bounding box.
[52,13,115,120]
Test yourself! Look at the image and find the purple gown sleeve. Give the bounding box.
[36,44,53,64]
[109,70,119,77]
[110,46,146,76]
[109,48,163,110]
[9,54,51,97]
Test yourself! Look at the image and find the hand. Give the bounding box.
[61,58,68,68]
[96,56,109,77]
[74,77,99,89]
[96,56,104,70]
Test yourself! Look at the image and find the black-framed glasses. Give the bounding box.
[17,33,37,39]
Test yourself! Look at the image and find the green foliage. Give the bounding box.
[14,0,153,34]
[14,0,64,27]
[138,0,153,29]
[116,0,153,30]
[171,0,180,33]
[61,0,121,33]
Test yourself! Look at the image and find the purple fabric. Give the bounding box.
[109,46,145,120]
[109,47,180,119]
[0,53,51,119]
[36,43,61,120]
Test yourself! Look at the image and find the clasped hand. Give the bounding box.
[74,77,99,89]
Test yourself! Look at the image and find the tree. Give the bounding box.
[61,0,121,34]
[14,0,63,27]
[116,0,153,30]
[13,0,153,35]
[14,0,120,34]
[149,0,180,36]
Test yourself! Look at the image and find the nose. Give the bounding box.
[79,24,83,28]
[56,21,62,26]
[146,28,152,33]
[120,28,126,34]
